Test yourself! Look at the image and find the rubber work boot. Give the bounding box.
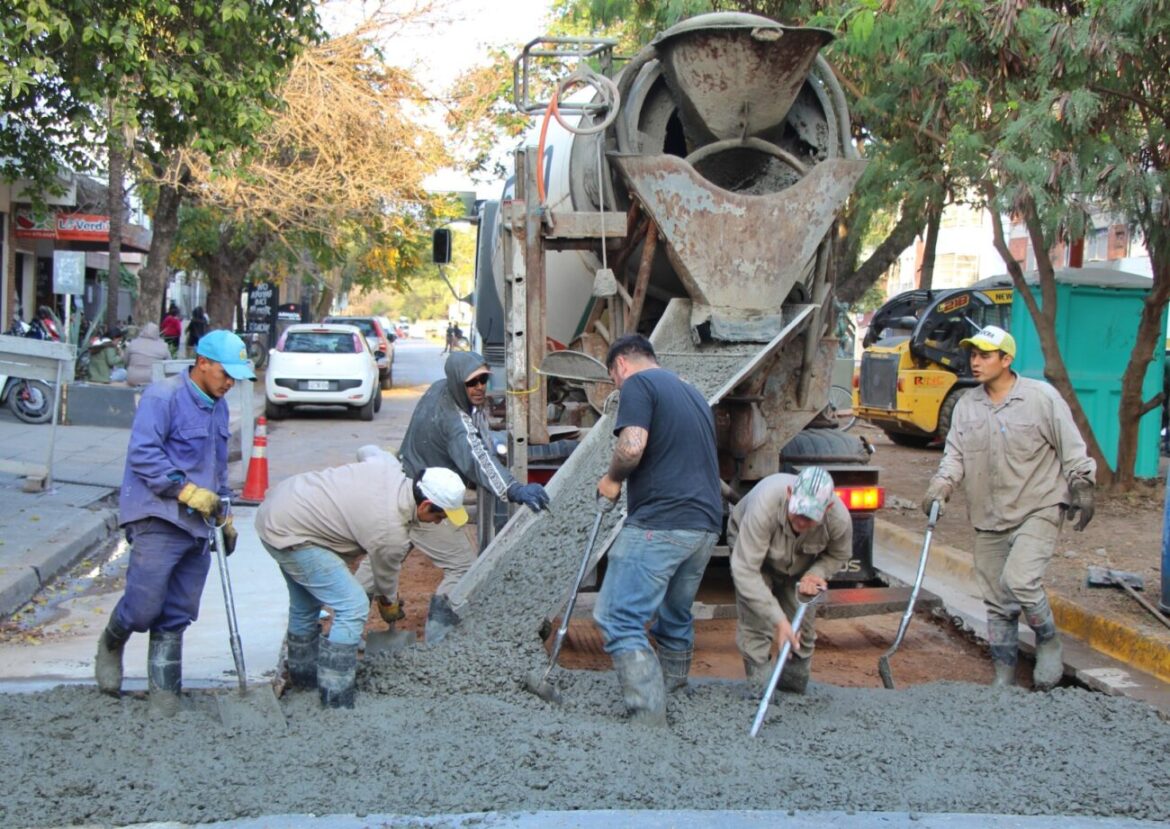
[317,637,359,709]
[776,654,811,695]
[286,630,319,691]
[742,657,772,700]
[147,631,183,717]
[987,617,1019,688]
[1025,598,1064,691]
[658,647,693,694]
[611,649,667,726]
[94,616,131,695]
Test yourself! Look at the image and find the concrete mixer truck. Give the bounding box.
[429,12,896,638]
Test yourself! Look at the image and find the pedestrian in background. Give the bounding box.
[93,330,255,715]
[923,325,1096,690]
[186,306,209,350]
[729,466,849,696]
[258,459,467,708]
[160,303,182,353]
[125,322,172,386]
[86,329,126,384]
[594,333,722,726]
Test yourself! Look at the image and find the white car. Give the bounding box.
[264,324,381,420]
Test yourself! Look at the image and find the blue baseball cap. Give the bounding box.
[196,330,256,380]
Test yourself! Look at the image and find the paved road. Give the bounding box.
[0,339,446,692]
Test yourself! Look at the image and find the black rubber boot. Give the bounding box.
[658,647,693,694]
[776,654,811,695]
[987,617,1019,688]
[317,638,359,709]
[1024,598,1063,691]
[286,630,319,691]
[742,657,772,700]
[94,616,131,696]
[612,649,666,726]
[147,631,183,717]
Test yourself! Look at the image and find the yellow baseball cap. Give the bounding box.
[961,325,1016,358]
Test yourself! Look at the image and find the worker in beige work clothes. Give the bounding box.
[923,325,1095,690]
[257,456,468,707]
[729,466,851,696]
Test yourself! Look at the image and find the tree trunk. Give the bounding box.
[837,204,927,305]
[106,104,124,333]
[987,186,1114,485]
[198,225,270,332]
[135,157,188,328]
[918,194,942,291]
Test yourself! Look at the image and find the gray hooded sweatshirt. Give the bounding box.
[398,351,514,499]
[125,322,172,386]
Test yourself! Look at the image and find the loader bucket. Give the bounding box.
[611,153,867,314]
[651,14,835,149]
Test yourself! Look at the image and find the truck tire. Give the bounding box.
[935,387,968,443]
[780,428,871,467]
[884,429,932,448]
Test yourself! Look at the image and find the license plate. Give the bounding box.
[306,380,330,391]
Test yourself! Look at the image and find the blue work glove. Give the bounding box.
[507,482,550,512]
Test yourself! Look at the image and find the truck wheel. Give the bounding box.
[935,387,968,444]
[780,428,871,466]
[885,430,932,448]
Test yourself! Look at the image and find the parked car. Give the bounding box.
[264,323,381,421]
[322,315,395,390]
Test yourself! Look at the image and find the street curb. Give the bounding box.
[0,508,117,619]
[875,517,1170,684]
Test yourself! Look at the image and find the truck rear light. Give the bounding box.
[835,485,884,511]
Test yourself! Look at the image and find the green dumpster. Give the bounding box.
[1010,267,1165,479]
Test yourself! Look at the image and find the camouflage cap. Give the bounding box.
[789,466,835,523]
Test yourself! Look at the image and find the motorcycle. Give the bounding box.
[2,310,59,423]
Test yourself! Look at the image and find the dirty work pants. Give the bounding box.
[353,518,475,598]
[263,542,367,646]
[973,506,1063,623]
[112,518,210,634]
[735,573,817,665]
[593,526,718,655]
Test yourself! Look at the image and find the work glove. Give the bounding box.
[178,483,220,518]
[221,516,238,557]
[507,482,551,512]
[376,596,406,625]
[1066,479,1095,532]
[922,479,952,518]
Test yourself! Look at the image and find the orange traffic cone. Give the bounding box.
[239,417,269,503]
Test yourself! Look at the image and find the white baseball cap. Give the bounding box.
[418,468,469,527]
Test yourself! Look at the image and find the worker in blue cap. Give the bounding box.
[94,329,256,715]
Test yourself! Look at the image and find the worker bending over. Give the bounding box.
[257,457,467,708]
[729,466,850,696]
[923,325,1095,690]
[594,334,722,726]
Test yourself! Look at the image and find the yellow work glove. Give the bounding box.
[376,596,405,624]
[178,483,220,518]
[222,516,238,557]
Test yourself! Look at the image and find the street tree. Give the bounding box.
[175,27,451,327]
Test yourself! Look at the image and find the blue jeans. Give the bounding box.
[263,542,367,646]
[593,526,717,655]
[114,518,211,634]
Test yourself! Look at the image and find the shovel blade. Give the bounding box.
[216,685,287,732]
[1087,566,1145,590]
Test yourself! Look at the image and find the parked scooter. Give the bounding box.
[2,307,59,423]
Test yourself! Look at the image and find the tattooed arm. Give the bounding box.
[598,425,647,501]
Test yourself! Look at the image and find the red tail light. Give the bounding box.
[835,486,885,511]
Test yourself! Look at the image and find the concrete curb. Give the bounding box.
[0,508,117,619]
[875,517,1170,684]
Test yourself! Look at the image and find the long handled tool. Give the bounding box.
[524,503,609,704]
[208,507,246,693]
[1087,566,1170,631]
[750,590,824,737]
[878,499,940,689]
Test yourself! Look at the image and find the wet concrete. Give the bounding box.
[3,336,1170,826]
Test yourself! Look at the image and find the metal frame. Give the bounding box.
[513,36,618,114]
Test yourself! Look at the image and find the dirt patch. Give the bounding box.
[857,421,1170,647]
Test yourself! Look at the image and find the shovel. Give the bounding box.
[1087,566,1170,631]
[524,502,611,704]
[749,590,825,738]
[206,507,286,731]
[878,499,940,689]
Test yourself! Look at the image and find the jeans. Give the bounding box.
[264,542,368,646]
[593,526,718,655]
[113,518,211,634]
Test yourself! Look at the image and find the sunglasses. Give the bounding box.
[464,374,490,388]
